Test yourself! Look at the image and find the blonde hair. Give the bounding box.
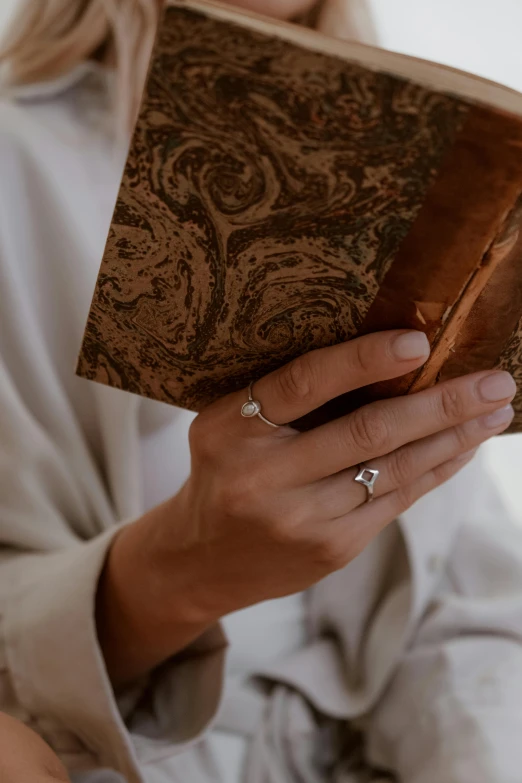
[0,0,161,133]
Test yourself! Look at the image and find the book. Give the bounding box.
[77,0,522,432]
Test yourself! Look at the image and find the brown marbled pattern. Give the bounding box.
[289,127,522,432]
[77,6,467,410]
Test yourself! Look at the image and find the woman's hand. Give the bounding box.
[97,330,516,685]
[0,712,70,782]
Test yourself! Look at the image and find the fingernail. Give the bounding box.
[481,404,515,429]
[478,372,517,403]
[392,331,430,361]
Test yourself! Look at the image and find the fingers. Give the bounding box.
[287,369,517,482]
[374,403,514,499]
[312,404,514,517]
[220,330,430,434]
[330,448,478,557]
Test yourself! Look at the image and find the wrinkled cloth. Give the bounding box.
[2,6,522,783]
[223,498,522,783]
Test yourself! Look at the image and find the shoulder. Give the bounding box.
[0,93,81,234]
[0,98,52,241]
[0,73,122,299]
[0,64,116,174]
[0,68,122,237]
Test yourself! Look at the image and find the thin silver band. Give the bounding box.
[240,382,281,429]
[354,463,380,503]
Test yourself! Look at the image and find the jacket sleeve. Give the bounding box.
[366,516,522,783]
[0,352,226,783]
[0,108,227,781]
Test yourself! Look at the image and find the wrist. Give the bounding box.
[96,493,219,686]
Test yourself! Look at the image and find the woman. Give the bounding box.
[1,1,522,782]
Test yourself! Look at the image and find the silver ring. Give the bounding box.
[241,382,281,429]
[354,464,380,503]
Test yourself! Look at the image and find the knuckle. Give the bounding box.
[438,385,466,423]
[313,536,348,570]
[218,473,263,517]
[453,423,472,452]
[284,506,312,531]
[276,354,315,406]
[431,464,450,485]
[189,415,219,460]
[395,482,418,512]
[268,510,307,544]
[432,459,461,485]
[348,406,391,454]
[387,446,414,486]
[264,516,287,543]
[353,338,374,374]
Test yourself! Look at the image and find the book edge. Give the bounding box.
[168,0,522,118]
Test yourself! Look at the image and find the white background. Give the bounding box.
[1,0,522,517]
[360,0,522,91]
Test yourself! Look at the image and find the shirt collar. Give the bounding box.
[2,61,110,102]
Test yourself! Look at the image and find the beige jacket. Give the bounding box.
[1,7,522,783]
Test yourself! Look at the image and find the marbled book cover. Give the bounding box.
[77,3,522,429]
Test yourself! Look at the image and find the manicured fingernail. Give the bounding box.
[392,331,430,361]
[482,404,514,429]
[478,372,516,403]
